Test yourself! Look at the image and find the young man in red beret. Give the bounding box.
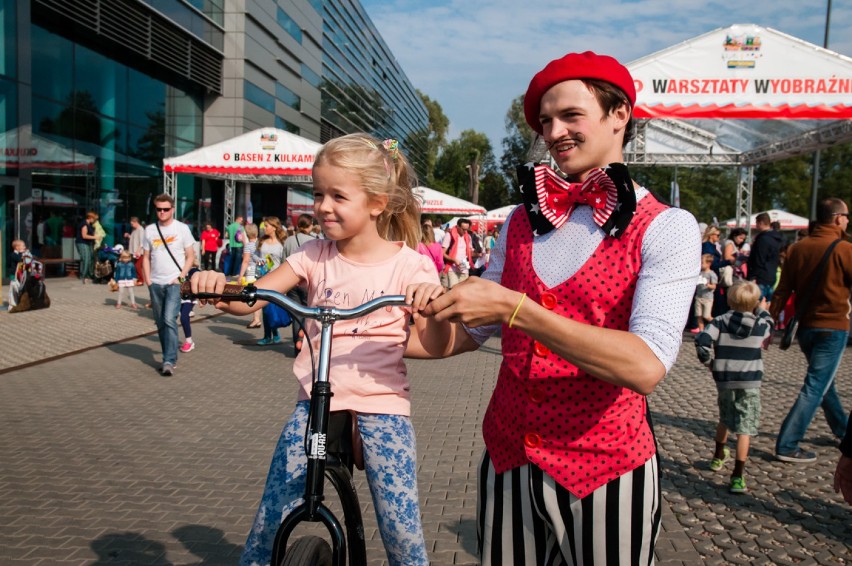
[406,51,700,563]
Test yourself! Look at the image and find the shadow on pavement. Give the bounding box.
[658,431,852,550]
[107,341,162,369]
[172,525,244,565]
[90,532,173,565]
[446,517,478,557]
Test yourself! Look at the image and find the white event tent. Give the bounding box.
[162,128,323,227]
[413,186,486,215]
[724,209,810,231]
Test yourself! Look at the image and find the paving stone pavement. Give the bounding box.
[0,276,850,565]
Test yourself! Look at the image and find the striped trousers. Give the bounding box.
[477,451,661,566]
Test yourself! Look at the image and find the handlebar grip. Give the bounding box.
[179,280,246,300]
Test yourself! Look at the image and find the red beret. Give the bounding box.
[524,51,636,135]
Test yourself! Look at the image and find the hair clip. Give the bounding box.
[382,139,400,161]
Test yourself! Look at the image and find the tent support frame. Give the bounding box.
[164,171,177,199]
[224,178,235,230]
[735,166,754,236]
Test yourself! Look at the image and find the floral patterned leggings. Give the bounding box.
[240,401,429,566]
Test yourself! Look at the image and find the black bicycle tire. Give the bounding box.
[279,536,333,566]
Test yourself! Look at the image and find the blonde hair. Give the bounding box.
[421,223,435,245]
[244,223,258,239]
[119,250,132,262]
[314,133,421,249]
[702,226,720,242]
[701,253,714,265]
[726,280,761,312]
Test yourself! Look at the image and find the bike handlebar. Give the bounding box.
[179,281,409,321]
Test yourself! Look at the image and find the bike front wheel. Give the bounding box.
[279,536,333,566]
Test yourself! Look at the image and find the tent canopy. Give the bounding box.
[163,128,322,183]
[414,186,486,215]
[483,204,517,223]
[529,24,852,168]
[0,127,95,171]
[623,24,852,166]
[724,209,810,230]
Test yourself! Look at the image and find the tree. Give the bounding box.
[434,130,498,201]
[631,165,738,224]
[414,91,449,187]
[500,94,534,202]
[751,156,811,216]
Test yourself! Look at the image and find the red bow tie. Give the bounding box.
[534,166,618,231]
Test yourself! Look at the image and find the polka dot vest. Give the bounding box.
[482,193,668,499]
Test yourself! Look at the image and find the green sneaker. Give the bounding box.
[709,447,730,471]
[729,476,747,493]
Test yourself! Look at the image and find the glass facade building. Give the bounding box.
[1,0,428,279]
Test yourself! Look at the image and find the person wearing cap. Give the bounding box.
[406,51,700,563]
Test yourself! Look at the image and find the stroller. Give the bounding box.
[9,254,50,313]
[94,245,121,284]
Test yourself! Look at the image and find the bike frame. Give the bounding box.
[183,283,409,566]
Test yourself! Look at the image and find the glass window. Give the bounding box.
[0,0,16,78]
[245,80,275,113]
[31,26,73,104]
[75,45,128,121]
[0,76,16,176]
[301,64,321,89]
[275,83,300,110]
[128,68,166,129]
[276,8,302,44]
[275,116,299,134]
[307,0,322,15]
[167,86,202,144]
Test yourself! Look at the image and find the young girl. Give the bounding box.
[113,251,139,309]
[191,133,460,566]
[179,297,196,352]
[256,216,287,345]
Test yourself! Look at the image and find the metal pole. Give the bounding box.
[810,0,832,220]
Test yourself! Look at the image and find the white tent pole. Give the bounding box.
[163,171,176,199]
[224,178,235,230]
[735,167,754,238]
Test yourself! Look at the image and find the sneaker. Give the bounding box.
[161,362,175,376]
[709,447,730,471]
[257,336,282,346]
[776,449,817,463]
[729,476,747,493]
[180,341,195,353]
[689,327,701,334]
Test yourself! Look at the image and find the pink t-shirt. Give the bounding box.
[287,239,439,416]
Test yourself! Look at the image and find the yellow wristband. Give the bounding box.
[508,293,527,328]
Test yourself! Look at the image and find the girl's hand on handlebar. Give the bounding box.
[405,282,445,318]
[190,270,228,308]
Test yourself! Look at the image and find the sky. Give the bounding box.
[358,0,852,157]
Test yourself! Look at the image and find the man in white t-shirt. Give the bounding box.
[143,194,196,376]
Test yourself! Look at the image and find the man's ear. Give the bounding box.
[611,103,630,133]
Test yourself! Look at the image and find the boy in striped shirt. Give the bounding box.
[696,280,773,493]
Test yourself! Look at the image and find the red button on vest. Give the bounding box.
[529,388,547,404]
[533,341,550,357]
[541,292,557,310]
[524,432,542,448]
